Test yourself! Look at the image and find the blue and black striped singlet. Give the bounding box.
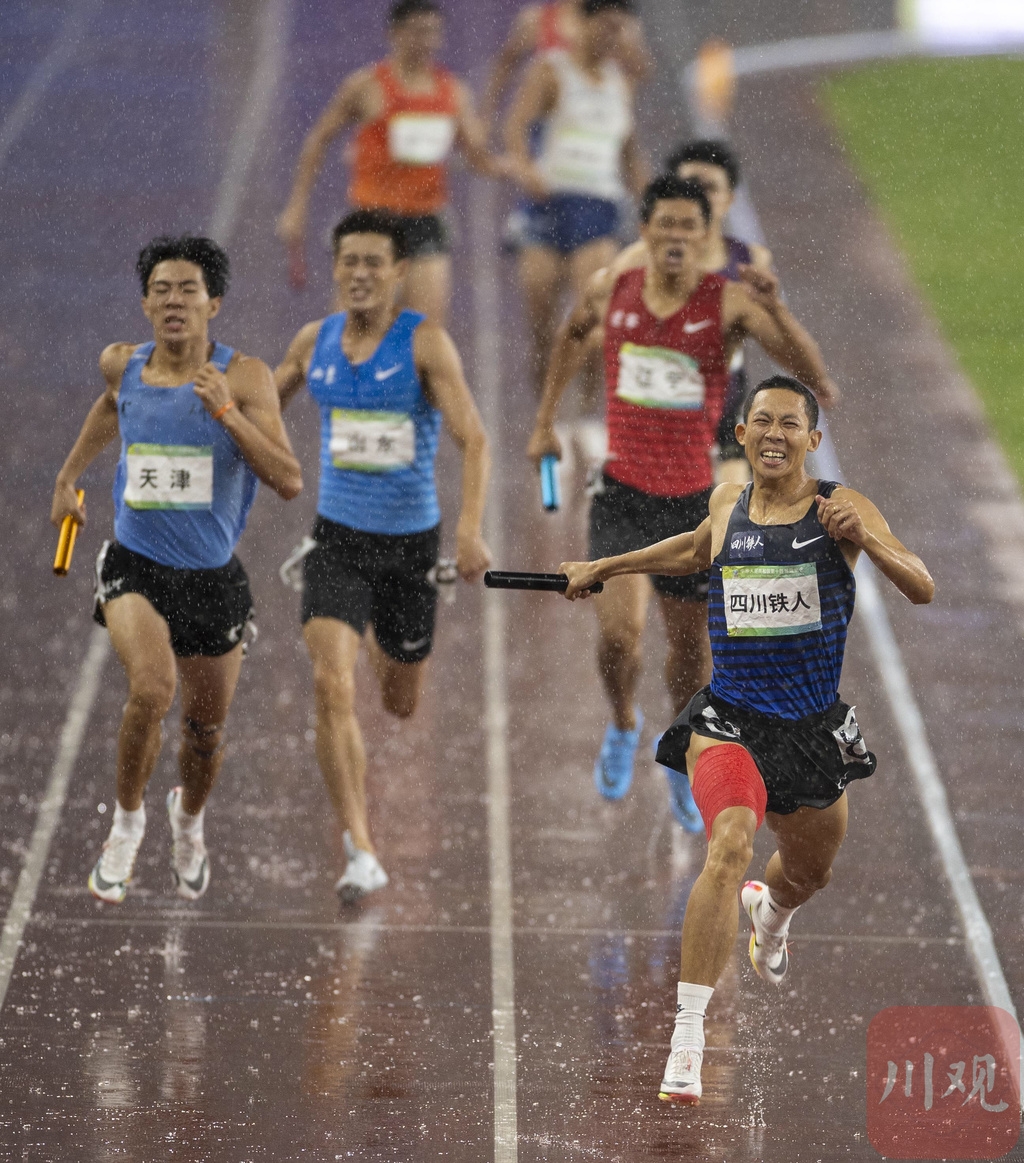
[708,481,855,720]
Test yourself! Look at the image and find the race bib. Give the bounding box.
[124,444,213,510]
[330,409,415,472]
[616,343,705,410]
[723,563,822,637]
[544,128,620,190]
[387,114,456,165]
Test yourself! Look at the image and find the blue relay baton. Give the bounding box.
[539,454,561,512]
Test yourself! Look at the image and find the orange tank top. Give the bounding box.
[349,61,458,217]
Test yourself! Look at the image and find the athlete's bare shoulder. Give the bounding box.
[99,342,139,394]
[708,481,746,552]
[749,242,774,273]
[608,238,648,278]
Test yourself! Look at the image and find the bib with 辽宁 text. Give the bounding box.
[616,343,706,410]
[723,562,822,637]
[330,409,415,472]
[124,444,213,510]
[387,114,456,165]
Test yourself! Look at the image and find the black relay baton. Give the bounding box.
[483,570,604,594]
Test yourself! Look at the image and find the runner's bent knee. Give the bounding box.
[312,662,356,715]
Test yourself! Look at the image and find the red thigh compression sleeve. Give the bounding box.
[691,743,768,840]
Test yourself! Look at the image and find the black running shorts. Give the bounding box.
[301,516,440,664]
[93,541,254,658]
[656,686,877,816]
[589,474,713,601]
[395,212,451,259]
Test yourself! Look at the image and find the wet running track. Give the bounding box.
[1,1,1023,1159]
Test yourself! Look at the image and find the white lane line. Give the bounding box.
[691,68,1021,1043]
[469,175,519,1162]
[0,625,108,1010]
[0,0,290,1017]
[0,0,103,171]
[208,0,292,244]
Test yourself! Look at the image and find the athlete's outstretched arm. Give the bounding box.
[725,272,840,409]
[453,81,512,179]
[526,267,613,465]
[560,516,714,599]
[274,322,322,410]
[818,488,935,604]
[51,344,133,527]
[415,324,492,582]
[194,356,303,500]
[277,71,369,245]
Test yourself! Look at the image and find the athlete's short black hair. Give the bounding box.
[581,0,635,14]
[389,0,440,24]
[136,235,229,298]
[743,374,820,430]
[331,210,409,261]
[639,174,711,225]
[665,139,741,190]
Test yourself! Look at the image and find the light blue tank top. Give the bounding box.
[112,342,258,569]
[308,310,441,535]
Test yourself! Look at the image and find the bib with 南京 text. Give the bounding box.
[723,562,822,637]
[124,444,213,510]
[387,114,456,165]
[616,343,705,410]
[330,409,415,472]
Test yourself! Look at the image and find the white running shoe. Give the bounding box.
[659,1046,703,1104]
[335,831,389,905]
[166,787,210,901]
[741,880,789,985]
[88,820,144,904]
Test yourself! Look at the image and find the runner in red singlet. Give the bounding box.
[527,173,839,803]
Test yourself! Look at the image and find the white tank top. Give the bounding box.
[537,50,631,201]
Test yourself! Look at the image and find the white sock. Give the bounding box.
[173,795,204,836]
[113,801,145,836]
[672,982,714,1053]
[760,886,798,935]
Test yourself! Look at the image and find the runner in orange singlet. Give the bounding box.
[277,0,511,327]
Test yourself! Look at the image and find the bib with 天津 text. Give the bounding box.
[723,562,822,637]
[124,444,213,510]
[616,343,705,410]
[330,409,415,472]
[387,114,456,165]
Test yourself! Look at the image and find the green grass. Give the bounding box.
[821,58,1024,482]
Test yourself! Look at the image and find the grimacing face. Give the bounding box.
[641,198,709,277]
[676,160,734,229]
[389,12,443,64]
[332,233,405,313]
[142,258,219,343]
[737,388,822,477]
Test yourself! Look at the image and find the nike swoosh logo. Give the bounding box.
[792,535,824,550]
[682,320,713,334]
[375,364,403,381]
[401,636,429,652]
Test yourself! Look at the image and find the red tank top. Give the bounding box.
[603,269,729,497]
[349,61,458,216]
[537,2,571,51]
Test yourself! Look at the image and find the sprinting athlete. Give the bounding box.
[610,139,772,482]
[482,0,653,128]
[505,0,647,396]
[276,0,508,326]
[50,235,302,904]
[527,173,838,818]
[559,375,934,1103]
[274,209,491,904]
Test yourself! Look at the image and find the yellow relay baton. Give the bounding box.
[53,489,84,576]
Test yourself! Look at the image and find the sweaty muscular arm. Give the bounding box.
[51,343,133,528]
[277,70,371,245]
[817,488,934,604]
[415,323,492,582]
[503,57,558,199]
[724,271,840,408]
[526,266,614,465]
[193,356,303,500]
[614,15,655,84]
[274,321,322,410]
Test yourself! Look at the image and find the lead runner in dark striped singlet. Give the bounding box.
[556,374,934,1104]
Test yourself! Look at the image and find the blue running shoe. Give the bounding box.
[593,710,643,800]
[654,734,704,833]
